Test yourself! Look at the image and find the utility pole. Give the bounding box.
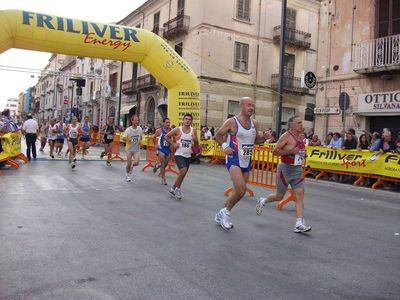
[275,0,287,136]
[117,61,124,127]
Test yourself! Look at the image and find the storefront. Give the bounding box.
[355,90,400,134]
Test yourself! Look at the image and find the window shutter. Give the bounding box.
[392,0,400,34]
[243,0,250,21]
[234,42,241,70]
[237,0,244,19]
[378,0,390,37]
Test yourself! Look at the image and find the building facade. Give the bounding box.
[117,0,320,130]
[315,0,400,139]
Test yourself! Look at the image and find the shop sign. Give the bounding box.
[358,90,400,113]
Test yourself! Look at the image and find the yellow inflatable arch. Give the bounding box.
[0,10,200,128]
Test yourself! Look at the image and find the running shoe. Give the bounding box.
[51,155,54,159]
[169,187,175,197]
[214,208,233,230]
[255,197,267,216]
[125,174,131,182]
[100,151,105,159]
[175,188,182,200]
[153,163,160,173]
[106,161,112,167]
[71,162,76,169]
[294,221,312,233]
[73,158,77,163]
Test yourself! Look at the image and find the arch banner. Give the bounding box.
[0,10,200,128]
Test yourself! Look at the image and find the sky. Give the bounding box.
[0,0,147,109]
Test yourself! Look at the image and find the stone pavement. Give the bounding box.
[0,151,399,299]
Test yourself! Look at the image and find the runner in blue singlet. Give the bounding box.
[153,118,172,185]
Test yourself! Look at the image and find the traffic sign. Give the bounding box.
[314,107,340,115]
[339,92,350,110]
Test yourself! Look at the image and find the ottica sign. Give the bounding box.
[0,10,200,127]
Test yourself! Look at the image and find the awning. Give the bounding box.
[120,103,136,114]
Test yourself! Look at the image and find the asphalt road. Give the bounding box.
[0,159,399,300]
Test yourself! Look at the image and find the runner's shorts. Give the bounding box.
[276,163,304,194]
[174,155,191,170]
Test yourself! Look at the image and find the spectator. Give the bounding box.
[342,131,357,150]
[202,126,212,140]
[309,134,321,146]
[357,134,370,150]
[22,113,39,161]
[367,131,381,151]
[329,132,343,149]
[323,132,333,146]
[307,128,314,140]
[267,131,277,143]
[395,132,400,154]
[300,133,309,146]
[0,118,5,153]
[1,109,17,133]
[280,128,287,137]
[379,130,395,153]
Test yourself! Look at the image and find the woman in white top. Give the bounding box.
[165,114,199,200]
[47,119,57,158]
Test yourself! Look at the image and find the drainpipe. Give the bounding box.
[253,0,262,115]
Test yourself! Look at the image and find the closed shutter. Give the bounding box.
[237,0,250,21]
[234,42,241,70]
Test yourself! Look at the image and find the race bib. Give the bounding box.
[70,131,77,138]
[294,149,306,166]
[241,144,254,157]
[107,134,113,140]
[180,139,191,148]
[131,136,138,143]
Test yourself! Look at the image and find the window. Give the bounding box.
[136,23,141,28]
[305,103,315,122]
[236,0,250,21]
[281,107,295,129]
[178,0,185,16]
[227,100,240,118]
[153,12,160,33]
[234,42,249,72]
[175,42,183,57]
[286,8,296,29]
[376,0,400,37]
[283,53,295,76]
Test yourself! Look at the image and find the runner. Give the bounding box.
[255,115,311,233]
[55,119,65,157]
[39,121,48,152]
[153,118,172,185]
[47,119,57,159]
[165,114,199,200]
[101,116,117,167]
[79,116,92,159]
[214,97,268,230]
[122,115,142,182]
[65,116,79,169]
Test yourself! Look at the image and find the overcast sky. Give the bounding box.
[0,0,147,109]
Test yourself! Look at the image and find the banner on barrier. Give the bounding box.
[306,146,400,179]
[2,131,22,157]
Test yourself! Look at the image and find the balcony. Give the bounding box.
[137,74,157,90]
[152,26,163,36]
[273,26,311,50]
[122,79,137,95]
[353,34,400,74]
[271,74,309,95]
[163,15,190,40]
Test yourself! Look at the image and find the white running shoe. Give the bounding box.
[175,188,182,200]
[106,161,112,167]
[169,187,175,197]
[255,197,266,216]
[71,162,76,169]
[294,220,312,233]
[125,174,131,182]
[214,208,233,230]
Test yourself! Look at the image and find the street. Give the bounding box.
[0,158,399,300]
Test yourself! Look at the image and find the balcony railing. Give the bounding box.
[273,26,311,49]
[122,79,136,95]
[95,90,101,100]
[271,74,309,94]
[152,26,163,36]
[353,34,400,73]
[163,15,190,39]
[137,74,157,90]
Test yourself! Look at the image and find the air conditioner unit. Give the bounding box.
[91,91,96,100]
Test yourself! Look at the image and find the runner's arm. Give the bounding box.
[215,118,235,155]
[253,120,268,144]
[165,128,179,148]
[192,128,199,145]
[272,133,297,156]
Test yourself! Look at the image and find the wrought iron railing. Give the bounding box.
[273,26,311,49]
[163,15,190,39]
[271,74,309,94]
[121,79,136,94]
[353,34,400,72]
[137,74,156,90]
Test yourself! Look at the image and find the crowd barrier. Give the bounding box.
[0,131,28,174]
[141,137,178,175]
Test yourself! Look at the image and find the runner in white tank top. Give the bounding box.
[214,97,268,230]
[165,114,199,200]
[65,116,79,169]
[47,119,57,159]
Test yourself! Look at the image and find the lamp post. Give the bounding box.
[117,61,124,127]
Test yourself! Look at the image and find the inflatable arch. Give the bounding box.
[0,10,200,127]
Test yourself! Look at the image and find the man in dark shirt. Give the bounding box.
[342,131,357,150]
